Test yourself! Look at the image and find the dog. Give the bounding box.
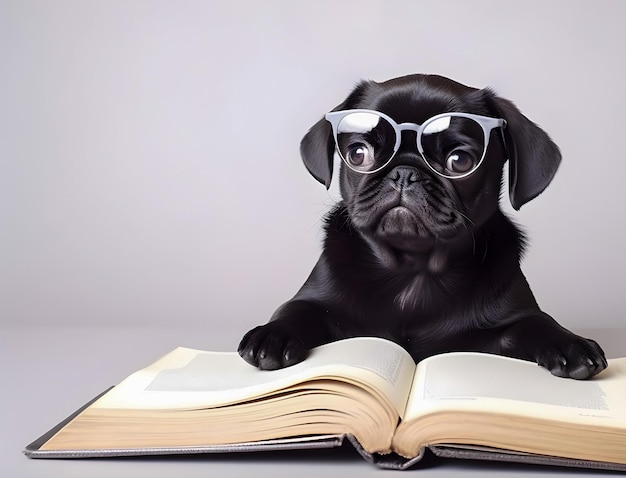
[238,74,607,380]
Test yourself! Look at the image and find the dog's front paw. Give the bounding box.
[537,335,608,380]
[238,322,308,370]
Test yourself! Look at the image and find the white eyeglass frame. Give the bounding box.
[324,109,507,179]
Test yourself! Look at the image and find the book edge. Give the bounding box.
[24,435,347,459]
[22,388,418,467]
[23,389,626,471]
[430,445,626,472]
[22,387,351,460]
[24,387,114,456]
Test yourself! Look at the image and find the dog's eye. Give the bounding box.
[445,150,475,175]
[346,143,374,169]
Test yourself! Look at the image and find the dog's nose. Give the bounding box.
[390,166,420,187]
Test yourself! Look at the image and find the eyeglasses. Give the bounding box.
[324,109,507,179]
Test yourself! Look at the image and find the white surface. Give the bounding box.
[3,325,625,477]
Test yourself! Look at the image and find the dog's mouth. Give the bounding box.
[379,206,421,236]
[377,206,436,251]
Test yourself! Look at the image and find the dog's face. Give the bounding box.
[336,79,506,255]
[300,74,562,262]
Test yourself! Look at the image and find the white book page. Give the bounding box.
[404,352,626,427]
[93,337,416,417]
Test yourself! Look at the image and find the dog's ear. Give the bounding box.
[299,115,336,189]
[299,101,349,189]
[300,81,373,187]
[489,94,562,210]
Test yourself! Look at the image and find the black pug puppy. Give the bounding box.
[238,74,607,380]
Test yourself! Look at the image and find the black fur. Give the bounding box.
[238,74,606,379]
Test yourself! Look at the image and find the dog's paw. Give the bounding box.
[238,322,309,370]
[537,335,608,380]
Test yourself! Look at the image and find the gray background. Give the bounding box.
[2,0,626,476]
[3,0,626,335]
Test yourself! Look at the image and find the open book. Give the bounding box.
[25,337,626,470]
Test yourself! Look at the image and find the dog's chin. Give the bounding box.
[375,206,437,252]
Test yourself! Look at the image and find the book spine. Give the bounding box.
[344,435,425,470]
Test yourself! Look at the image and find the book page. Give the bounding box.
[93,337,416,417]
[403,352,626,426]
